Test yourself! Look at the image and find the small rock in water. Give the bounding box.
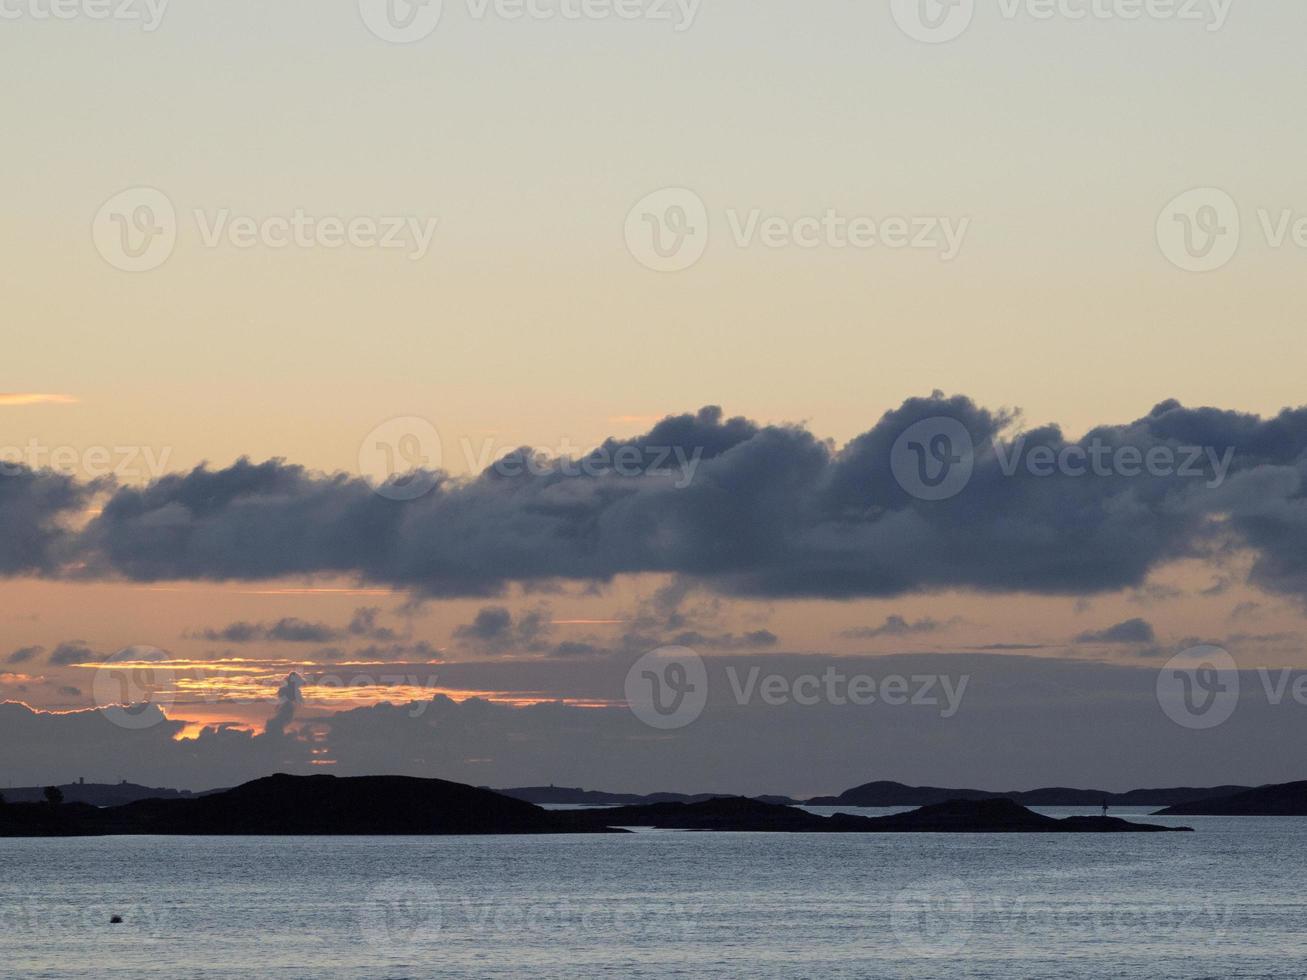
[109,915,123,924]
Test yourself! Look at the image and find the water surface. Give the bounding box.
[3,813,1302,978]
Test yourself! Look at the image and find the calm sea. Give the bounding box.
[2,808,1303,978]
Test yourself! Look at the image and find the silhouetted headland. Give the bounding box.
[497,786,800,807]
[806,780,1252,808]
[0,781,196,807]
[560,797,1188,833]
[1154,780,1307,816]
[0,774,1188,836]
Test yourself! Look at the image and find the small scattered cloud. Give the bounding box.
[1230,601,1262,622]
[192,618,342,644]
[6,646,43,665]
[1074,618,1157,645]
[454,605,553,654]
[191,608,400,647]
[265,618,342,643]
[1129,583,1184,605]
[348,607,399,641]
[839,615,956,640]
[0,393,77,407]
[48,641,103,666]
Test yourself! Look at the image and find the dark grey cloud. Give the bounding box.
[1075,618,1157,645]
[48,641,102,666]
[345,640,442,662]
[0,465,95,575]
[192,617,342,644]
[1230,601,1262,622]
[9,397,1307,604]
[266,618,342,643]
[6,646,43,665]
[348,606,398,641]
[193,622,264,643]
[839,615,954,640]
[193,608,399,646]
[454,605,552,654]
[266,672,304,738]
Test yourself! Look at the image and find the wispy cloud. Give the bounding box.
[839,615,959,640]
[0,393,77,407]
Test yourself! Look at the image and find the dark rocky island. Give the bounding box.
[497,785,800,807]
[0,775,1189,836]
[1154,780,1307,816]
[0,774,601,836]
[807,779,1251,808]
[559,797,1190,833]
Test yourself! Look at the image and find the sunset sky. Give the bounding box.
[5,1,1307,795]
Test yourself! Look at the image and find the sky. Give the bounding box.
[4,0,1307,795]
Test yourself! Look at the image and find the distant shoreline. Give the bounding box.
[2,777,1262,810]
[0,773,1194,837]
